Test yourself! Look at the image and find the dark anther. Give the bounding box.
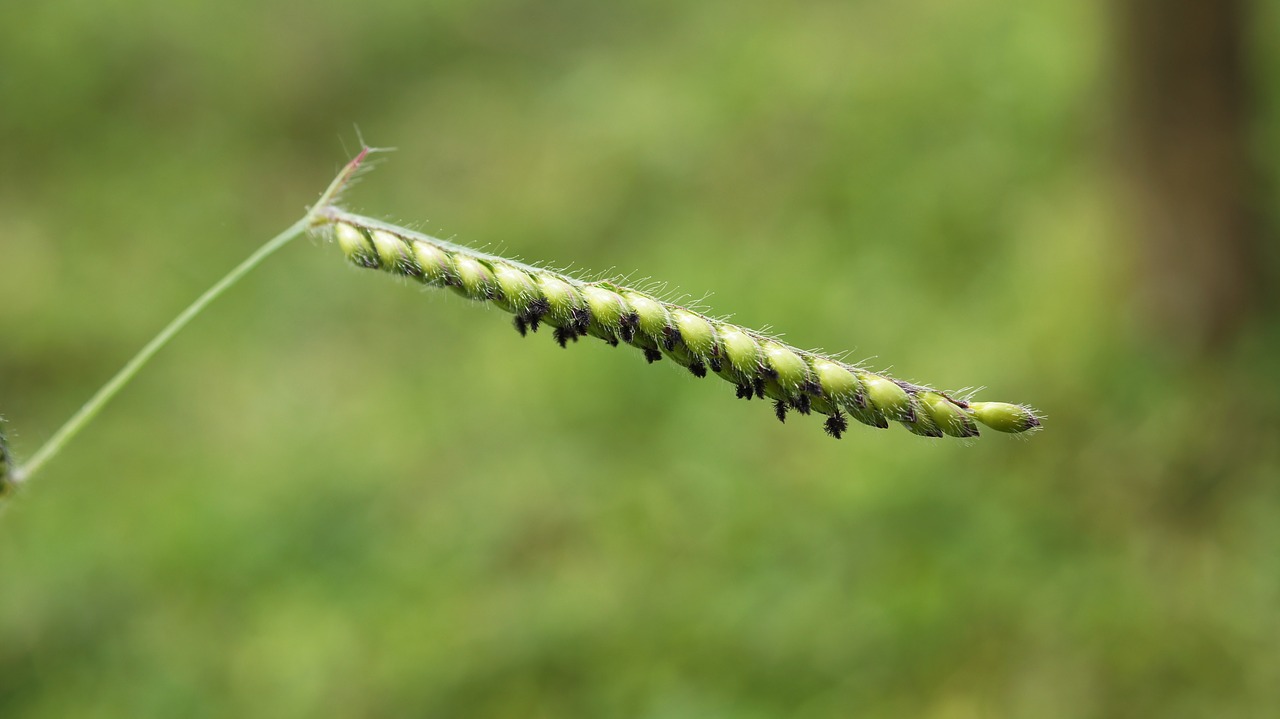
[528,297,550,319]
[760,363,778,380]
[618,313,639,343]
[661,326,681,351]
[753,377,766,400]
[773,400,788,423]
[792,393,812,415]
[643,348,663,363]
[853,391,867,409]
[824,410,848,439]
[688,360,707,378]
[514,316,528,337]
[553,327,576,348]
[708,357,722,373]
[735,383,753,400]
[571,307,592,336]
[802,380,822,397]
[399,259,424,279]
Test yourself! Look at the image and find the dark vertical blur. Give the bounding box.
[1116,0,1266,352]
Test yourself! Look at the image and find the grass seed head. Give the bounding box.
[316,207,1042,443]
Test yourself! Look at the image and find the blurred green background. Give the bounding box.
[2,0,1279,716]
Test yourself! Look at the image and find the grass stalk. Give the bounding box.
[0,150,372,501]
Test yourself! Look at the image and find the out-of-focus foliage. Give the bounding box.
[1,0,1278,716]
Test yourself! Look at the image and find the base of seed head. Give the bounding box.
[320,209,1042,444]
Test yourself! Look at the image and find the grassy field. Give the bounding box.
[2,0,1278,716]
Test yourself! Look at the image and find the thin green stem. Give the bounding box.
[2,149,371,497]
[11,215,310,484]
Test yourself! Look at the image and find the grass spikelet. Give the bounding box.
[317,207,1043,442]
[0,422,13,498]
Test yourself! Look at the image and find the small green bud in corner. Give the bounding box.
[369,230,415,274]
[859,373,912,421]
[451,256,498,301]
[970,402,1041,433]
[334,222,378,268]
[918,392,979,438]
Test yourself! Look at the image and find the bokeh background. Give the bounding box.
[2,0,1279,716]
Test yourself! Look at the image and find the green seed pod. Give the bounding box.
[369,229,415,274]
[491,262,539,315]
[334,222,378,268]
[451,256,497,301]
[670,310,716,359]
[859,373,913,421]
[811,359,859,403]
[622,292,670,344]
[845,399,889,429]
[918,391,979,438]
[581,285,627,342]
[536,274,585,328]
[760,342,809,395]
[717,325,761,377]
[411,241,455,285]
[900,400,944,437]
[969,402,1041,433]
